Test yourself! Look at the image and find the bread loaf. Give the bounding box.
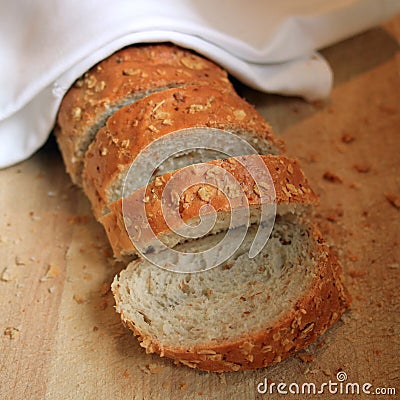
[54,43,350,373]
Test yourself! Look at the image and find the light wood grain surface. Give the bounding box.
[1,15,399,400]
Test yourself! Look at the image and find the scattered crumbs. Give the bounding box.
[138,365,151,375]
[1,267,13,282]
[325,209,344,223]
[73,294,85,304]
[218,374,227,385]
[67,215,91,224]
[353,164,371,173]
[15,256,25,266]
[40,263,60,282]
[47,191,57,197]
[308,369,319,375]
[341,313,352,324]
[385,193,400,209]
[4,327,19,339]
[334,144,346,153]
[198,391,204,396]
[29,211,42,221]
[148,363,163,374]
[82,273,93,281]
[298,353,315,363]
[388,263,399,269]
[180,383,187,391]
[349,182,360,190]
[48,285,56,294]
[93,326,99,332]
[348,253,359,262]
[308,154,319,163]
[123,369,130,378]
[348,269,367,278]
[29,256,36,262]
[323,171,343,184]
[341,133,355,143]
[99,282,110,296]
[322,369,332,377]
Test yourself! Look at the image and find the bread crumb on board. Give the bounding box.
[341,133,355,143]
[15,255,26,266]
[323,171,343,184]
[1,267,13,282]
[73,294,86,304]
[4,327,19,339]
[353,164,371,173]
[40,263,61,282]
[385,193,400,209]
[148,363,163,374]
[298,353,315,363]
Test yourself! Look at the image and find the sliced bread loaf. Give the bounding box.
[82,85,284,219]
[112,214,350,372]
[100,154,318,260]
[56,44,232,185]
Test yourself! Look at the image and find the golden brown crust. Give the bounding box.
[100,154,318,259]
[56,43,233,185]
[112,224,351,372]
[83,85,283,218]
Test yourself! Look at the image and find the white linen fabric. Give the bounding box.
[0,0,398,168]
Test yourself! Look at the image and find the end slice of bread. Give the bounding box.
[112,214,350,372]
[56,44,233,185]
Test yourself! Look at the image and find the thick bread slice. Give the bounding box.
[56,44,232,185]
[112,215,350,372]
[83,85,283,218]
[100,154,318,260]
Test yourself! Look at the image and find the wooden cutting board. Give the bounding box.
[1,15,399,400]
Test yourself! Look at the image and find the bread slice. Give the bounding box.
[56,44,233,185]
[100,154,318,260]
[112,214,350,372]
[82,86,284,219]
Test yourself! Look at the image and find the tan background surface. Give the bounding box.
[1,15,399,400]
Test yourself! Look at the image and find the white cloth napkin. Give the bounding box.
[0,0,398,168]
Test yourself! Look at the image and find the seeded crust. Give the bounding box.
[100,154,318,260]
[112,222,350,373]
[56,44,233,185]
[82,85,283,219]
